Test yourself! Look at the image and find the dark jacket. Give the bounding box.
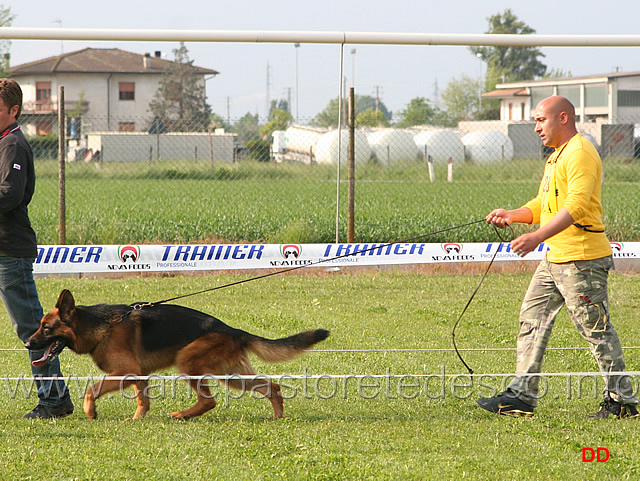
[0,122,38,257]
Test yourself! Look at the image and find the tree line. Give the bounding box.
[209,9,562,141]
[1,5,566,161]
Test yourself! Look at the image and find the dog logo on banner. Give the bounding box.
[610,242,623,252]
[280,244,301,259]
[442,243,462,254]
[119,245,140,263]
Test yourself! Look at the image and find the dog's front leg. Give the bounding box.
[83,378,139,420]
[83,379,119,419]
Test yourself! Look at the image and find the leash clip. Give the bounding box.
[131,302,153,311]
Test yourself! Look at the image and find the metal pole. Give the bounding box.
[57,85,66,245]
[295,43,300,122]
[6,28,640,47]
[208,127,214,173]
[347,87,355,243]
[335,44,344,244]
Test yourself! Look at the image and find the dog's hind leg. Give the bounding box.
[168,376,217,420]
[170,339,222,420]
[223,357,284,419]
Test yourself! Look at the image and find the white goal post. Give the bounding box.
[3,27,640,47]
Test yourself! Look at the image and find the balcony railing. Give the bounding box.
[23,100,90,115]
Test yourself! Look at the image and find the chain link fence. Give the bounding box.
[23,112,640,245]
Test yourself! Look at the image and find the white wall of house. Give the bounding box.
[499,98,530,121]
[611,76,640,122]
[21,74,159,118]
[15,72,193,132]
[496,74,640,124]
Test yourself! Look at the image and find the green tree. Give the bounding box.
[148,42,212,132]
[396,97,440,128]
[355,95,392,120]
[441,75,482,123]
[311,95,391,128]
[209,113,230,131]
[356,108,389,128]
[269,99,290,117]
[259,108,293,139]
[0,5,14,78]
[230,112,260,143]
[471,9,547,87]
[542,68,572,79]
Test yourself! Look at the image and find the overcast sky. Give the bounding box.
[8,0,640,121]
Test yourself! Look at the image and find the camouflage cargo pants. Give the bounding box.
[508,255,638,407]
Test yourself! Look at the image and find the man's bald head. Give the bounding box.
[537,96,576,122]
[533,96,578,148]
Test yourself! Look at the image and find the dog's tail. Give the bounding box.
[248,329,329,363]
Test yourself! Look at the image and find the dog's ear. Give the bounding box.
[56,289,76,323]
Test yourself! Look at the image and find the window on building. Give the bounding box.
[35,119,53,135]
[585,84,608,107]
[530,87,554,109]
[557,86,580,107]
[119,82,135,101]
[521,103,526,120]
[36,82,52,110]
[119,122,135,132]
[617,90,640,107]
[508,103,514,120]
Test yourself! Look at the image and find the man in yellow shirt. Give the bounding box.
[477,96,638,419]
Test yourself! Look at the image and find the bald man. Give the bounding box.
[477,96,638,419]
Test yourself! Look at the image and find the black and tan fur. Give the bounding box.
[26,289,329,420]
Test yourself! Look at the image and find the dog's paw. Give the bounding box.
[168,411,189,421]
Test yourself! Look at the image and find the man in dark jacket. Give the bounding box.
[0,78,73,418]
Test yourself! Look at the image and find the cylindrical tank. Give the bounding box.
[282,126,324,155]
[413,130,464,164]
[579,131,600,152]
[462,130,514,163]
[315,129,372,165]
[271,130,286,155]
[367,129,419,166]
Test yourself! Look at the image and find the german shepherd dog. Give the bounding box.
[26,289,329,420]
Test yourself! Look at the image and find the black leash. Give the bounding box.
[131,219,486,311]
[451,225,514,375]
[123,219,511,370]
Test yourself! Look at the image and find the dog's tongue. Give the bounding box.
[31,343,56,367]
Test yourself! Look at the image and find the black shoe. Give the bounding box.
[477,391,534,418]
[589,398,639,419]
[23,397,74,419]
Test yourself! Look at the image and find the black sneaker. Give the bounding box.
[23,397,74,419]
[477,391,534,418]
[589,398,639,419]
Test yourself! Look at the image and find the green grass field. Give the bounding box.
[1,270,639,479]
[29,156,640,245]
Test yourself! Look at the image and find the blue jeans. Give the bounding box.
[0,256,69,406]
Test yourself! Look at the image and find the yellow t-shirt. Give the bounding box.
[523,133,612,263]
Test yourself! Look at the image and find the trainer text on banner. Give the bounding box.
[33,243,639,275]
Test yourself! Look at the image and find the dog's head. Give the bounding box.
[25,289,78,366]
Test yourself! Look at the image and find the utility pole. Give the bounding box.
[285,87,292,114]
[265,62,271,119]
[374,85,382,112]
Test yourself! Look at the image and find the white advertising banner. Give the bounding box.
[32,241,640,275]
